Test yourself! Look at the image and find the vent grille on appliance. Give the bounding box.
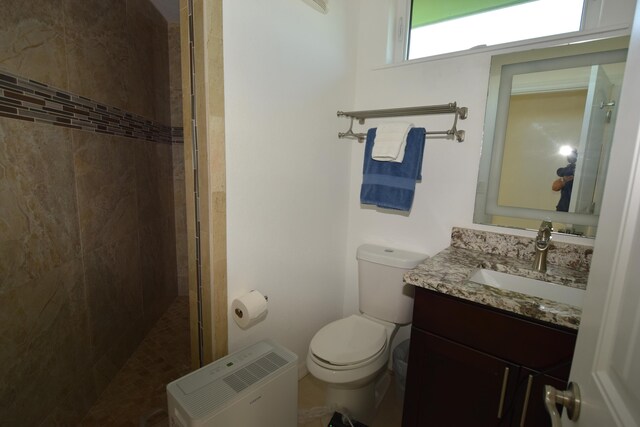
[223,352,287,393]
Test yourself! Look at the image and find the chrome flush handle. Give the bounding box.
[544,382,581,427]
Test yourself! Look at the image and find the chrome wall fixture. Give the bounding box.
[337,102,468,143]
[301,0,328,14]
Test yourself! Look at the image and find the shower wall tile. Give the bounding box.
[0,258,92,426]
[63,0,131,116]
[87,324,147,408]
[160,147,179,306]
[0,258,89,379]
[0,118,81,289]
[140,216,178,329]
[125,0,157,121]
[173,144,188,296]
[126,0,171,124]
[0,0,183,423]
[62,0,172,123]
[135,143,177,334]
[158,142,177,218]
[135,140,175,223]
[135,140,177,326]
[169,21,187,295]
[169,23,183,128]
[38,372,99,427]
[73,131,138,253]
[83,234,144,364]
[0,0,68,89]
[172,142,185,181]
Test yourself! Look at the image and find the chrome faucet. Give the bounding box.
[533,220,553,272]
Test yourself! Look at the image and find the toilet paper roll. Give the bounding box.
[232,290,268,329]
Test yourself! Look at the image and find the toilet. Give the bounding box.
[306,244,427,423]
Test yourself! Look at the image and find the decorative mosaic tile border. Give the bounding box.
[0,69,183,144]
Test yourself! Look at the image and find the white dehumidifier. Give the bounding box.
[167,339,298,427]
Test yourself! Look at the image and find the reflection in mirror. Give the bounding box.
[474,37,628,238]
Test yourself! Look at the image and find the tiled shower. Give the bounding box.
[0,0,188,424]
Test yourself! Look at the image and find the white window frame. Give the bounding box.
[392,0,622,63]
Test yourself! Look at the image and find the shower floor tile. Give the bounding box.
[80,296,190,427]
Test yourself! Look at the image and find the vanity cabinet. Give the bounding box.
[402,287,577,427]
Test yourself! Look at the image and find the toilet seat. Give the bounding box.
[310,315,387,367]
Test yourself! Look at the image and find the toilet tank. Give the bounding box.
[357,244,427,324]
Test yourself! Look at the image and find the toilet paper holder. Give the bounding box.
[234,292,268,319]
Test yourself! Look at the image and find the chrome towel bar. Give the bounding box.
[337,102,468,143]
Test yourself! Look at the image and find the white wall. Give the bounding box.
[223,0,356,371]
[222,0,635,373]
[343,0,636,324]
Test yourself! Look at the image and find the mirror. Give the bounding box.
[474,37,628,238]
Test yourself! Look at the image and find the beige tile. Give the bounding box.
[39,368,99,426]
[134,143,177,308]
[298,373,328,408]
[172,145,188,296]
[298,374,332,427]
[372,374,404,427]
[156,143,176,218]
[160,214,179,301]
[0,3,182,426]
[180,0,228,368]
[135,140,164,223]
[73,132,138,253]
[63,0,130,111]
[0,258,92,426]
[84,234,143,362]
[81,297,190,426]
[140,217,176,328]
[172,143,185,180]
[0,0,68,88]
[0,256,85,365]
[125,0,171,123]
[0,118,80,289]
[174,207,189,296]
[168,24,184,128]
[135,140,175,225]
[297,373,404,427]
[150,13,171,125]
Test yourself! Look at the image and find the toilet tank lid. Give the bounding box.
[356,244,427,269]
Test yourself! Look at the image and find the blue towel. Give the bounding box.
[360,127,426,211]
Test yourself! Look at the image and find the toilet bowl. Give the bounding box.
[306,244,427,424]
[306,314,397,423]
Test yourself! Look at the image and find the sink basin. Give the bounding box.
[468,269,585,308]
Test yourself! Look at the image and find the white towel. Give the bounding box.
[372,122,413,163]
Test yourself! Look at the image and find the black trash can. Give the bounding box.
[392,339,410,400]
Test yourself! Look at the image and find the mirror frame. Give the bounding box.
[474,36,629,237]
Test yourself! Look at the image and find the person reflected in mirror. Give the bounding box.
[552,148,577,212]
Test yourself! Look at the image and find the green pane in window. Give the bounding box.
[411,0,536,28]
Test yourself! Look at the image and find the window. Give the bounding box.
[405,0,585,60]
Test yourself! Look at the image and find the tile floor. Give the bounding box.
[80,297,191,426]
[80,296,404,426]
[298,373,403,427]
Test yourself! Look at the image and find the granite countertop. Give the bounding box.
[404,245,588,330]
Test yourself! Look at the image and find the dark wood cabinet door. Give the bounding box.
[403,328,519,427]
[512,370,567,427]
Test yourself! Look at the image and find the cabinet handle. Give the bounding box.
[497,367,510,419]
[519,375,534,427]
